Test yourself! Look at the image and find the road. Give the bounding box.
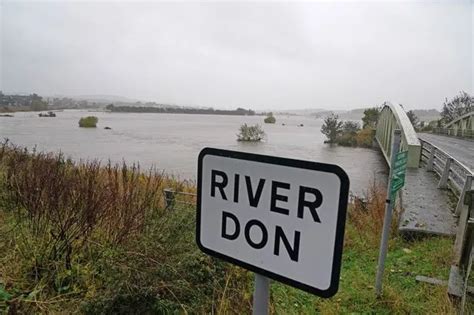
[418,133,474,171]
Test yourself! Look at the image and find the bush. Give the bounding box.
[0,142,164,269]
[236,124,265,142]
[324,120,374,148]
[263,113,276,124]
[337,133,358,146]
[79,116,98,128]
[355,128,375,147]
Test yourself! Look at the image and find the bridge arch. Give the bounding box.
[375,102,421,168]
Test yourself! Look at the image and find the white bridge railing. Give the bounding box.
[419,138,474,302]
[419,139,473,216]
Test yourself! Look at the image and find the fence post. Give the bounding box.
[449,190,474,298]
[453,190,474,266]
[427,146,436,172]
[455,175,473,216]
[163,188,175,210]
[438,158,453,189]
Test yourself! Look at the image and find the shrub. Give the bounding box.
[263,113,276,124]
[355,128,375,147]
[79,116,98,128]
[337,133,357,146]
[236,124,265,142]
[0,142,164,269]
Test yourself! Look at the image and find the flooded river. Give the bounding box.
[0,110,387,195]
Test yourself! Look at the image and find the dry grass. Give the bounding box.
[346,179,395,249]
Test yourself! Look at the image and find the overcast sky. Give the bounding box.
[1,0,472,110]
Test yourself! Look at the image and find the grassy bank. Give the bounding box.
[0,142,459,314]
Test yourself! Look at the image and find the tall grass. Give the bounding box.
[0,140,251,314]
[0,141,166,269]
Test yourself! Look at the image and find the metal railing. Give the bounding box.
[432,128,474,139]
[419,139,473,216]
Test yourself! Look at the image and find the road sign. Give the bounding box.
[390,150,408,195]
[197,148,350,297]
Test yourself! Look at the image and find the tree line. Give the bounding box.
[106,104,256,116]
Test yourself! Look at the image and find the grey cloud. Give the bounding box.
[1,1,472,110]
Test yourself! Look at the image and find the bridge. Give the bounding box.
[375,103,473,235]
[375,102,474,297]
[433,111,474,139]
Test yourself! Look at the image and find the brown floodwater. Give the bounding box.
[0,110,388,195]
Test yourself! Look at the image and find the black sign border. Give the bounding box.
[197,147,350,298]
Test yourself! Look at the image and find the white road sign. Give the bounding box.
[197,148,349,297]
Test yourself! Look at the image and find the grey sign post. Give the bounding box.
[375,129,402,296]
[253,274,270,315]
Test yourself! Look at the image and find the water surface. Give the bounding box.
[0,110,387,195]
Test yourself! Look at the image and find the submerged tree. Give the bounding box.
[264,112,276,124]
[79,116,98,128]
[237,124,265,142]
[321,114,343,143]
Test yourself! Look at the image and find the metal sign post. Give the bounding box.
[253,273,270,315]
[375,129,402,296]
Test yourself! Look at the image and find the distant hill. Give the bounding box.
[411,109,440,123]
[71,95,141,104]
[46,94,141,104]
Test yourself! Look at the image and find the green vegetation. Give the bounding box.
[264,112,276,124]
[78,116,98,128]
[320,115,374,147]
[106,104,256,116]
[0,142,462,313]
[271,183,458,314]
[0,92,48,112]
[237,124,265,142]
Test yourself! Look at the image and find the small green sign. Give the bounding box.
[390,151,408,195]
